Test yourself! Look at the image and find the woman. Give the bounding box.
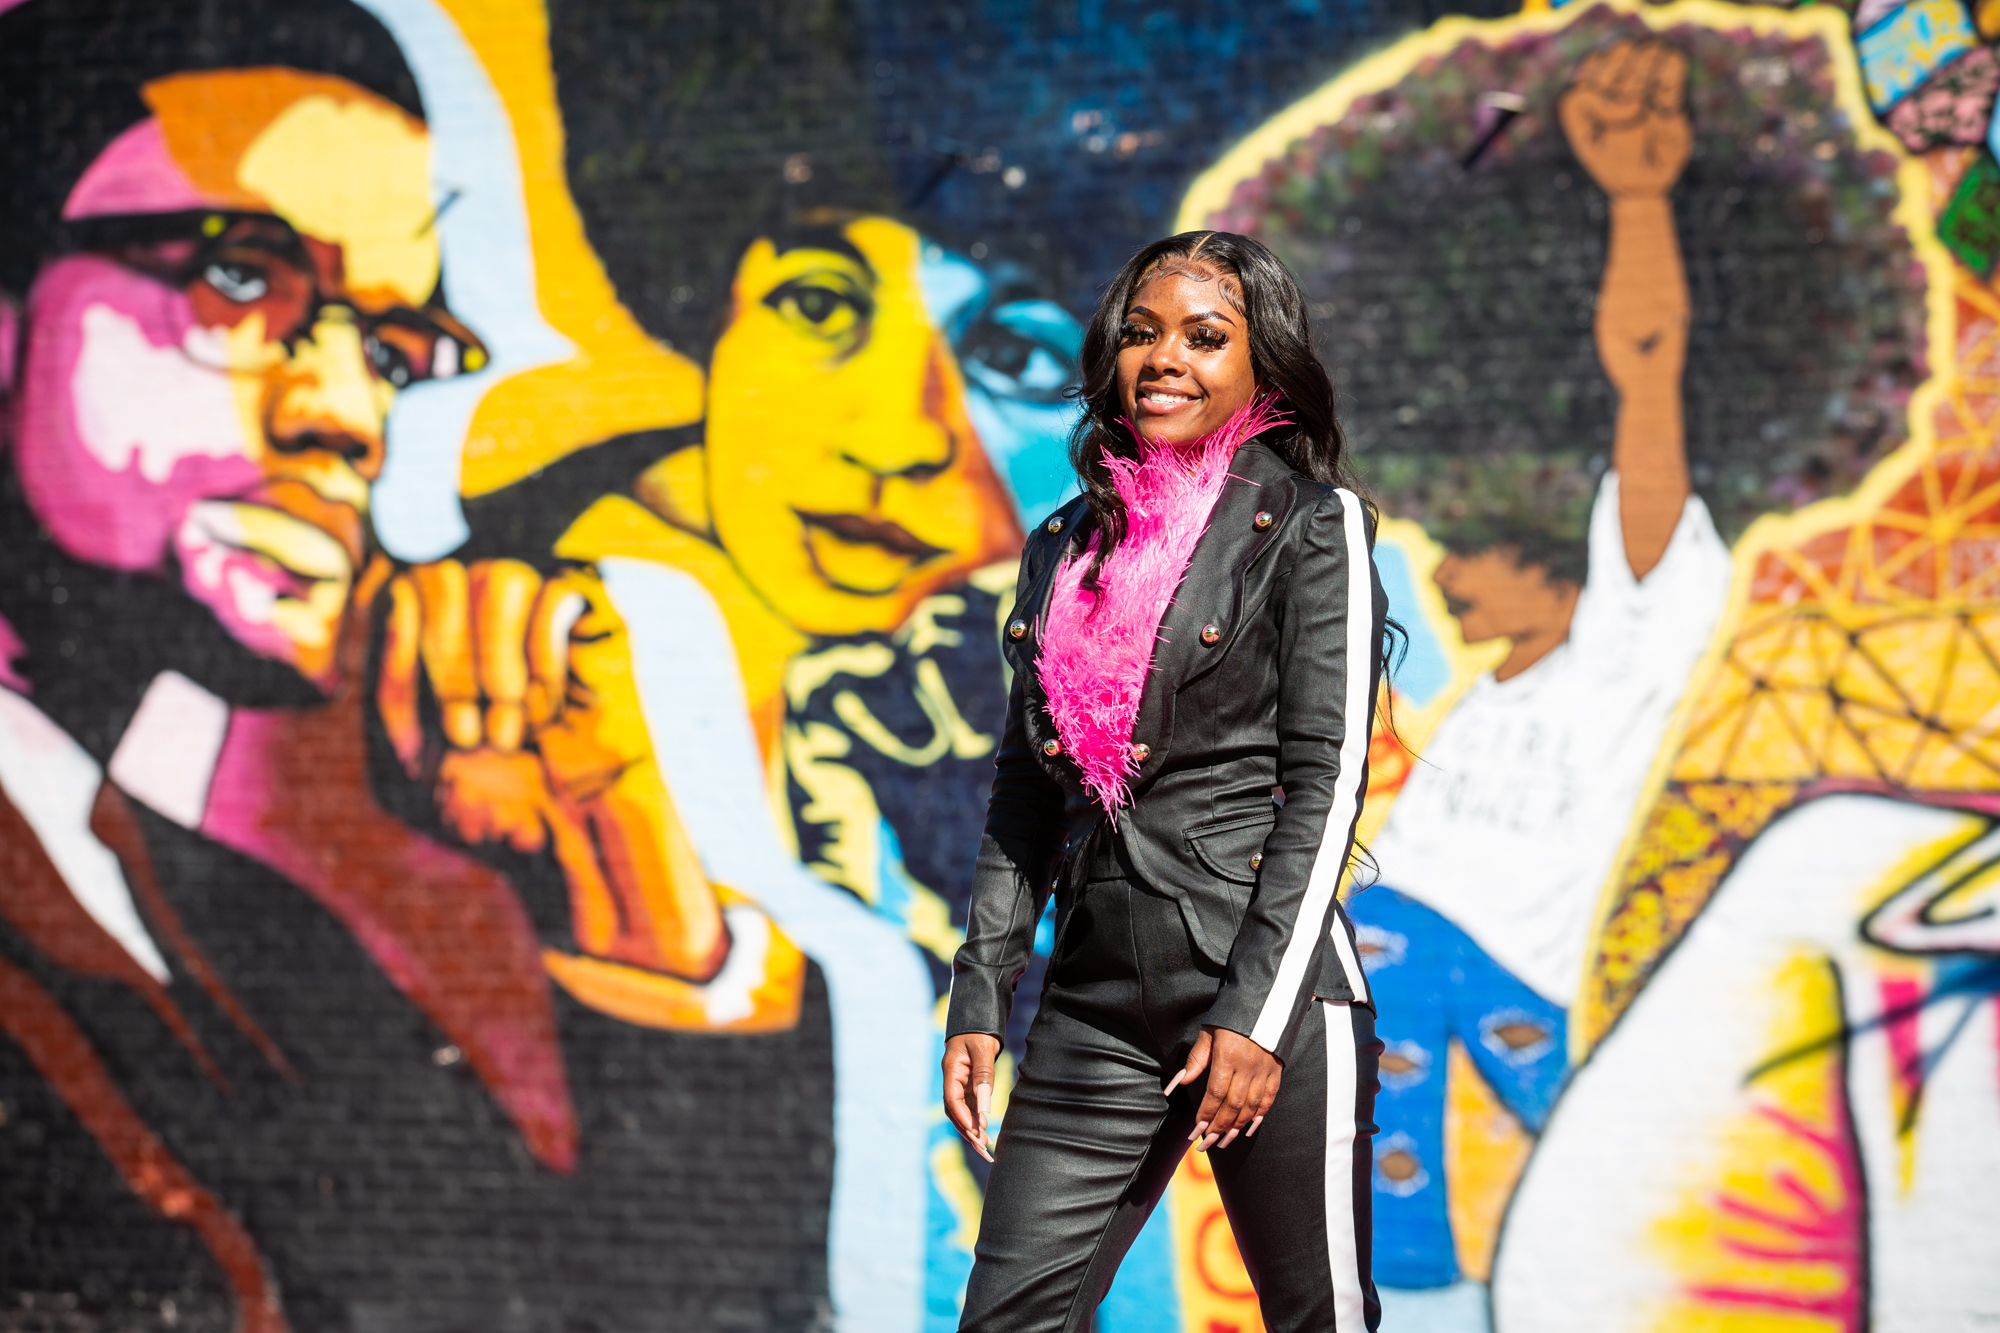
[941,230,1389,1332]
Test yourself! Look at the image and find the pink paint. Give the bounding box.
[0,293,17,398]
[0,617,26,694]
[1881,976,1928,1124]
[62,119,218,220]
[12,255,260,572]
[1687,1098,1866,1331]
[204,705,579,1172]
[1038,395,1289,814]
[171,503,339,686]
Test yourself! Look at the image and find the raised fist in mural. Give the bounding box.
[1559,38,1693,198]
[377,560,731,983]
[1562,35,1695,581]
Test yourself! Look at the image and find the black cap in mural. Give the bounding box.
[0,0,422,299]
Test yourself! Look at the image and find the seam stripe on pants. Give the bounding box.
[1323,999,1367,1330]
[1248,488,1375,1049]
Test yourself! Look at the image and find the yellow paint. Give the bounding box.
[901,876,968,965]
[238,95,438,305]
[1166,1149,1265,1333]
[1648,953,1857,1332]
[554,493,807,749]
[146,69,440,309]
[1851,818,1991,1189]
[433,0,704,493]
[222,497,354,653]
[778,694,968,965]
[783,718,884,903]
[1568,0,1963,1053]
[541,887,806,1033]
[1442,1039,1534,1283]
[703,216,1022,639]
[931,1135,988,1254]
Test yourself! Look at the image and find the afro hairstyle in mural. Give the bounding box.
[1223,5,1925,583]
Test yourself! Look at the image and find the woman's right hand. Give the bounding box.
[943,1032,1003,1163]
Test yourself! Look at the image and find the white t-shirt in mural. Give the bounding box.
[1367,472,1734,1005]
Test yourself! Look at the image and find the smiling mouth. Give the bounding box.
[1137,387,1200,411]
[794,510,946,561]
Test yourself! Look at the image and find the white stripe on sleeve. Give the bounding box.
[1247,488,1373,1050]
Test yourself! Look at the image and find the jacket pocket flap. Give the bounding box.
[1185,816,1276,885]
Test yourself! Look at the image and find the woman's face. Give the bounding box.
[1115,265,1259,447]
[704,216,1021,638]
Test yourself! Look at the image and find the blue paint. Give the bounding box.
[1856,0,1976,112]
[602,559,936,1333]
[875,817,927,935]
[919,240,1083,526]
[354,0,571,562]
[925,1092,979,1332]
[1375,541,1452,710]
[1344,888,1569,1290]
[854,0,1403,316]
[1096,1203,1183,1333]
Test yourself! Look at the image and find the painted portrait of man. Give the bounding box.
[0,4,839,1329]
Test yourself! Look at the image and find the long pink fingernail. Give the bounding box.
[1247,1116,1265,1138]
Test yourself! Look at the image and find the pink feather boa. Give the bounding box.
[1038,395,1290,815]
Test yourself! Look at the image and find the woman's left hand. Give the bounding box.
[1167,1025,1282,1151]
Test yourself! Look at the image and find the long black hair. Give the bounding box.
[1068,230,1358,590]
[1068,230,1406,726]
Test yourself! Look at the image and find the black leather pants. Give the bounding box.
[961,859,1382,1332]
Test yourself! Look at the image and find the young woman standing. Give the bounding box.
[942,231,1389,1333]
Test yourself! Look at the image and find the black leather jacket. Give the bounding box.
[946,436,1388,1061]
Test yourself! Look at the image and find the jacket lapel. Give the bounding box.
[1007,502,1092,789]
[1128,439,1298,784]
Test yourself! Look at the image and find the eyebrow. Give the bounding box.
[1125,303,1238,327]
[771,233,878,282]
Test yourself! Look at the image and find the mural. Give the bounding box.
[1182,0,1996,1329]
[1,0,1997,1330]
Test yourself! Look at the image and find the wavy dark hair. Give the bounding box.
[1068,230,1405,721]
[1069,230,1360,590]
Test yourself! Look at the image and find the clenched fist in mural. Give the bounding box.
[376,558,803,1030]
[1558,37,1693,199]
